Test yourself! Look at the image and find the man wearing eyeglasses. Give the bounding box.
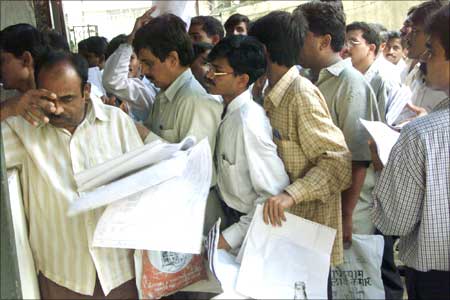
[343,22,403,125]
[204,35,290,251]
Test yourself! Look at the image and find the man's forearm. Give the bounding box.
[341,162,368,217]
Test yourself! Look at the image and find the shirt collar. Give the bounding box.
[162,68,192,102]
[322,58,352,77]
[265,66,299,107]
[223,90,251,120]
[87,95,109,122]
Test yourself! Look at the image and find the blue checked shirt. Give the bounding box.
[371,98,450,272]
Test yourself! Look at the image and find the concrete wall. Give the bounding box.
[204,0,425,31]
[0,0,36,30]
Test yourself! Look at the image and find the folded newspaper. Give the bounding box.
[68,137,195,216]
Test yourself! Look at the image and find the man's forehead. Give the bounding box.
[189,24,205,34]
[38,62,81,86]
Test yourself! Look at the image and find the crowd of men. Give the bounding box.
[0,0,448,299]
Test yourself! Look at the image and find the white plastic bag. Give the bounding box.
[331,234,385,300]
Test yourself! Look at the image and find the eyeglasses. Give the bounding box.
[344,39,362,49]
[205,63,234,77]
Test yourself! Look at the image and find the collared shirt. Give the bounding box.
[215,90,289,249]
[144,69,224,233]
[394,63,447,125]
[102,43,158,122]
[264,66,352,266]
[2,97,143,295]
[316,58,381,235]
[365,56,402,123]
[372,98,450,272]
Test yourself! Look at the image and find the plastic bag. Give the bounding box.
[331,234,385,300]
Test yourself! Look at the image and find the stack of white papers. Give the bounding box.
[360,119,400,165]
[92,139,212,254]
[201,206,336,299]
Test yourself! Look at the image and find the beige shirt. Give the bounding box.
[264,66,352,266]
[2,98,143,295]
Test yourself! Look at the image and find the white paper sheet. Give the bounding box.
[68,154,187,216]
[360,119,400,165]
[206,219,247,299]
[75,136,195,192]
[91,139,211,254]
[236,205,335,300]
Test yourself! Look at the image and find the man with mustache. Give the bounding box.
[2,51,142,299]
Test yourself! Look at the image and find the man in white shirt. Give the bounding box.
[204,35,289,251]
[102,16,158,122]
[2,51,141,299]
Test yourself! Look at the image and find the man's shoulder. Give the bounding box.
[403,106,449,138]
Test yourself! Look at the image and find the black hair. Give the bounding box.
[0,23,49,60]
[208,35,266,87]
[346,21,381,55]
[106,34,128,59]
[425,3,450,60]
[190,16,224,39]
[410,0,444,26]
[224,13,250,33]
[44,29,70,52]
[386,30,401,41]
[295,1,346,53]
[133,14,194,67]
[248,11,306,68]
[34,51,89,92]
[193,42,214,59]
[78,36,108,58]
[319,0,344,11]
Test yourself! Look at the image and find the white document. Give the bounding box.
[92,139,212,254]
[68,154,187,216]
[88,67,106,97]
[360,119,400,165]
[75,136,195,192]
[206,219,247,299]
[153,0,196,29]
[236,205,336,300]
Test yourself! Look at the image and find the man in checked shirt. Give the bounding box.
[371,4,449,300]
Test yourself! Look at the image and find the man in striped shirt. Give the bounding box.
[2,51,141,299]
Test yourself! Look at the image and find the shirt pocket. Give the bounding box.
[159,128,178,143]
[218,158,242,198]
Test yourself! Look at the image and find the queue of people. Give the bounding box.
[0,1,448,299]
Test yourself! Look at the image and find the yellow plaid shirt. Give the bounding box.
[264,66,352,266]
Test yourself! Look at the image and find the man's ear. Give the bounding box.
[369,43,377,54]
[211,34,221,45]
[83,82,91,100]
[320,34,332,50]
[21,51,34,68]
[166,51,180,68]
[238,73,250,89]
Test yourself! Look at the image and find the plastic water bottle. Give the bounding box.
[293,281,308,300]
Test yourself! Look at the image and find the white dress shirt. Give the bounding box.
[215,90,289,249]
[102,43,158,122]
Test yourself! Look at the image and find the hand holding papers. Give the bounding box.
[235,205,336,300]
[360,119,400,166]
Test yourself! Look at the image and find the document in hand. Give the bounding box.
[235,205,336,300]
[92,139,212,254]
[205,219,246,299]
[360,119,400,165]
[68,137,195,216]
